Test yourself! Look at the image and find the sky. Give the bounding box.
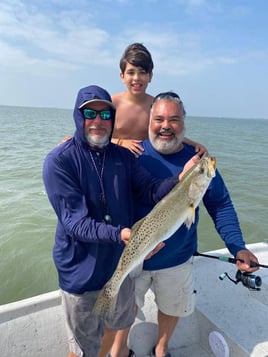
[0,0,267,119]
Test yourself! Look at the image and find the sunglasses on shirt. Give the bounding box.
[83,108,112,120]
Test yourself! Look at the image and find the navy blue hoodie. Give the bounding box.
[43,85,178,293]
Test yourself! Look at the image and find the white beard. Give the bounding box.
[149,128,185,154]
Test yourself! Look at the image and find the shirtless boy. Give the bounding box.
[111,43,207,158]
[100,43,207,357]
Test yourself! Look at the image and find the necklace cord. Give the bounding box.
[88,150,111,224]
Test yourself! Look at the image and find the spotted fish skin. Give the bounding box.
[92,156,216,318]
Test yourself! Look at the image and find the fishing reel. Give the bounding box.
[194,251,265,291]
[235,270,262,290]
[219,270,262,291]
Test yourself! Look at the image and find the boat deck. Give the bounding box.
[1,242,268,356]
[128,242,268,357]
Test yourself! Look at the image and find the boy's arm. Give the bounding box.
[112,138,144,158]
[183,137,208,156]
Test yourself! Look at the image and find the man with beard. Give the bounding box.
[110,91,259,357]
[43,86,194,357]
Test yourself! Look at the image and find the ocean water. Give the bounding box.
[0,105,267,305]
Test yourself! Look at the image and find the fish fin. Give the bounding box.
[184,204,196,229]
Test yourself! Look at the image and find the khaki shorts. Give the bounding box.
[61,276,136,357]
[135,258,195,317]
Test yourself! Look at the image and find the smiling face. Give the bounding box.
[83,101,112,147]
[120,62,153,96]
[149,99,185,154]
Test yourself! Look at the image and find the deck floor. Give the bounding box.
[170,344,214,357]
[141,343,214,357]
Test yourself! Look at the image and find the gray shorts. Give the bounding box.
[135,257,195,317]
[61,276,135,357]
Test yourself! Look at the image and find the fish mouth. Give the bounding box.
[207,156,216,178]
[210,156,216,170]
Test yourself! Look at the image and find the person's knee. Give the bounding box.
[104,328,117,337]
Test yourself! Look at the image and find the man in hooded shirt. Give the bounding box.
[43,85,197,357]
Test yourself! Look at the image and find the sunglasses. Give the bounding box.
[152,91,181,104]
[151,91,186,116]
[83,108,112,120]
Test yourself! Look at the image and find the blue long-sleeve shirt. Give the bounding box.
[135,140,246,270]
[42,86,178,294]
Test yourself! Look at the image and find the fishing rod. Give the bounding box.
[193,251,268,269]
[193,251,267,290]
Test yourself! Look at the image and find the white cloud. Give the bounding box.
[0,0,267,118]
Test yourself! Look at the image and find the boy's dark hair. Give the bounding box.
[120,43,154,73]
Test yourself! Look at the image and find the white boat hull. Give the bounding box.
[1,243,268,357]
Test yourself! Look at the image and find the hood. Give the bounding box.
[73,85,116,147]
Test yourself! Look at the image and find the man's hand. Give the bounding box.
[120,228,165,259]
[194,143,208,157]
[178,154,200,181]
[236,249,259,272]
[120,228,132,245]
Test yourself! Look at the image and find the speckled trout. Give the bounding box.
[93,156,216,318]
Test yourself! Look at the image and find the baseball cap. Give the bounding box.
[78,85,115,110]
